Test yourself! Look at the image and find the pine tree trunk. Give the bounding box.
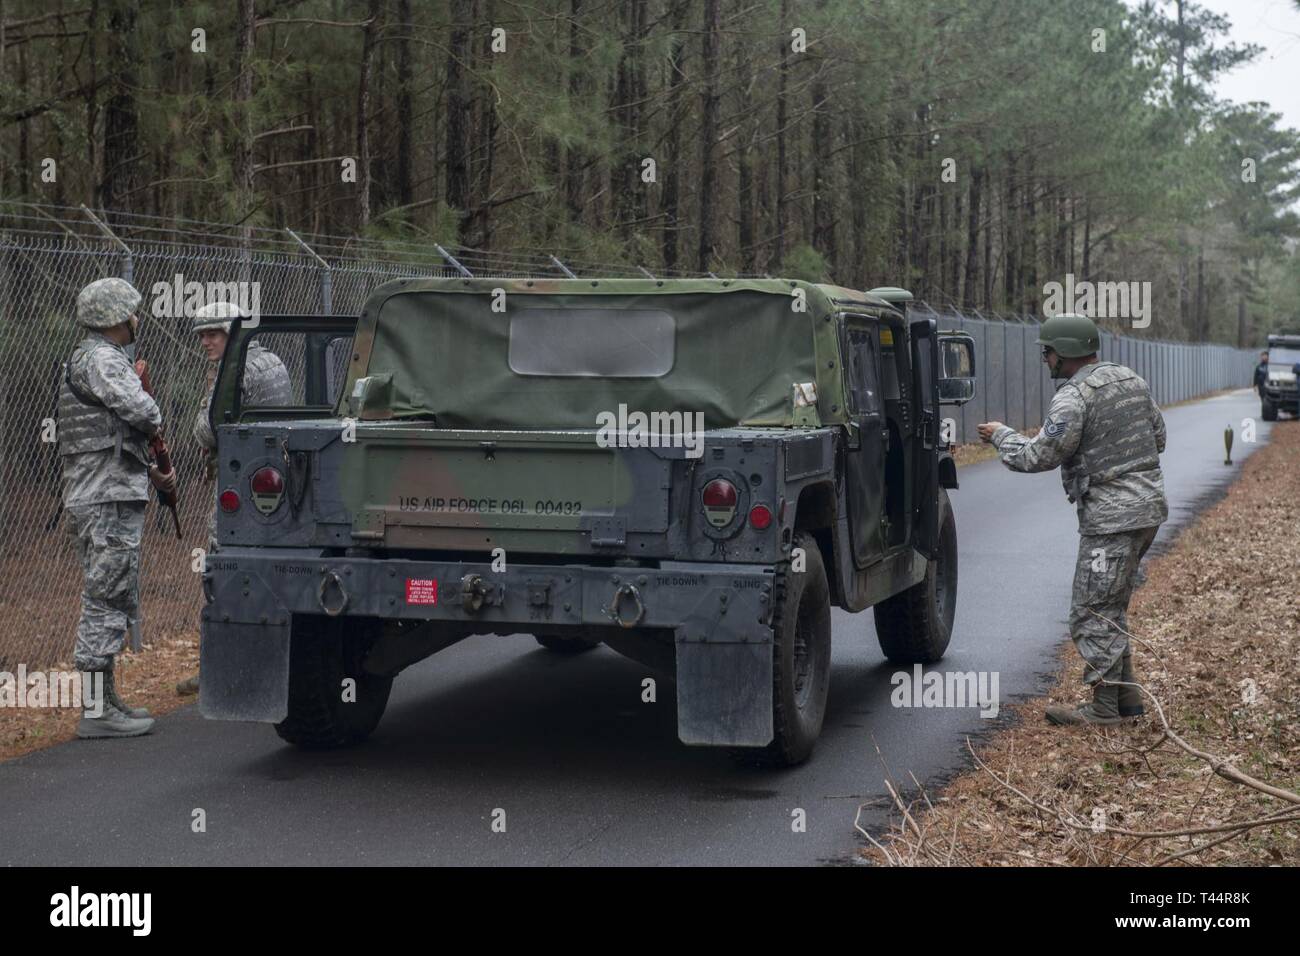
[100,3,141,210]
[660,0,688,270]
[1003,152,1018,310]
[697,0,721,271]
[811,65,834,274]
[565,0,585,227]
[963,165,982,307]
[472,0,498,247]
[396,0,414,209]
[356,0,381,231]
[445,0,473,242]
[1023,156,1037,315]
[735,0,755,274]
[772,0,790,269]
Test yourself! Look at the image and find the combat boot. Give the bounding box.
[1117,652,1144,717]
[105,661,150,719]
[76,672,155,739]
[1045,684,1123,726]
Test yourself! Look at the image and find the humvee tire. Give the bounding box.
[1262,398,1278,422]
[534,633,600,654]
[738,531,833,766]
[274,616,393,749]
[873,488,956,665]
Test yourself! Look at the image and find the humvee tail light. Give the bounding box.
[702,478,738,528]
[748,504,773,530]
[219,489,241,513]
[250,466,285,515]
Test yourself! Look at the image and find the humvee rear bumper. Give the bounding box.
[200,549,777,747]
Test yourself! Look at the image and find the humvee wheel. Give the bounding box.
[873,488,956,665]
[1261,399,1278,422]
[274,616,393,750]
[534,633,600,654]
[737,530,832,767]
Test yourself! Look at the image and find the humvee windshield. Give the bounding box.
[1267,346,1300,368]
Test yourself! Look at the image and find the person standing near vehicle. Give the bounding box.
[59,278,176,738]
[977,314,1167,726]
[179,301,290,696]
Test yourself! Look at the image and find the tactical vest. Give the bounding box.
[1072,363,1160,485]
[57,340,152,465]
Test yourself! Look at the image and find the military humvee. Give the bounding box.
[1260,333,1300,421]
[200,278,976,765]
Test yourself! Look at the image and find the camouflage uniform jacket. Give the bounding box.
[193,342,293,455]
[58,333,162,507]
[991,362,1168,535]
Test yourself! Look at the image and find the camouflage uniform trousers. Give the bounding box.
[66,501,146,671]
[1069,524,1159,686]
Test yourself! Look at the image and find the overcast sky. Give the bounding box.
[1191,0,1300,128]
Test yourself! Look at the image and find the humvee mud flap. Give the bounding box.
[199,571,291,723]
[675,638,773,747]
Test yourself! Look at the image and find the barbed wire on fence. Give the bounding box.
[0,202,1258,668]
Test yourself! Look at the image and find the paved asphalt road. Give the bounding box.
[0,389,1273,866]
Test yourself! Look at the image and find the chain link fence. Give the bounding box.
[0,202,1258,668]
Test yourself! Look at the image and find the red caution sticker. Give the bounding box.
[406,578,438,605]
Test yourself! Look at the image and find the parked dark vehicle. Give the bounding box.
[1260,333,1300,421]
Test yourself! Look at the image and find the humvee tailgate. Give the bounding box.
[342,430,670,544]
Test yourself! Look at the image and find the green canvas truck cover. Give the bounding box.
[340,277,888,430]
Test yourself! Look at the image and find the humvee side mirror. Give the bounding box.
[937,333,976,405]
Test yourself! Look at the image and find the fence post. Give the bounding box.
[80,205,133,283]
[286,228,332,315]
[549,255,577,278]
[434,243,473,278]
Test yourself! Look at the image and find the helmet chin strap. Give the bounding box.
[1049,352,1069,388]
[123,316,139,360]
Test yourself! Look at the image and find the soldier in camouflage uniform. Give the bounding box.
[59,278,177,738]
[192,300,292,551]
[977,314,1167,725]
[179,301,291,695]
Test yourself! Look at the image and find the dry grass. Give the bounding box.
[0,637,198,761]
[861,420,1300,866]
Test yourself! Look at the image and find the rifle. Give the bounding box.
[134,358,183,539]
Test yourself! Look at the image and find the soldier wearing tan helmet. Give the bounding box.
[191,300,291,541]
[977,314,1168,725]
[179,300,290,696]
[59,277,177,738]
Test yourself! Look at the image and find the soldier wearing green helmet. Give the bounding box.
[977,313,1167,726]
[59,277,179,738]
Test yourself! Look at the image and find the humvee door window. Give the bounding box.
[237,330,353,411]
[845,328,882,415]
[244,331,307,405]
[508,308,675,377]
